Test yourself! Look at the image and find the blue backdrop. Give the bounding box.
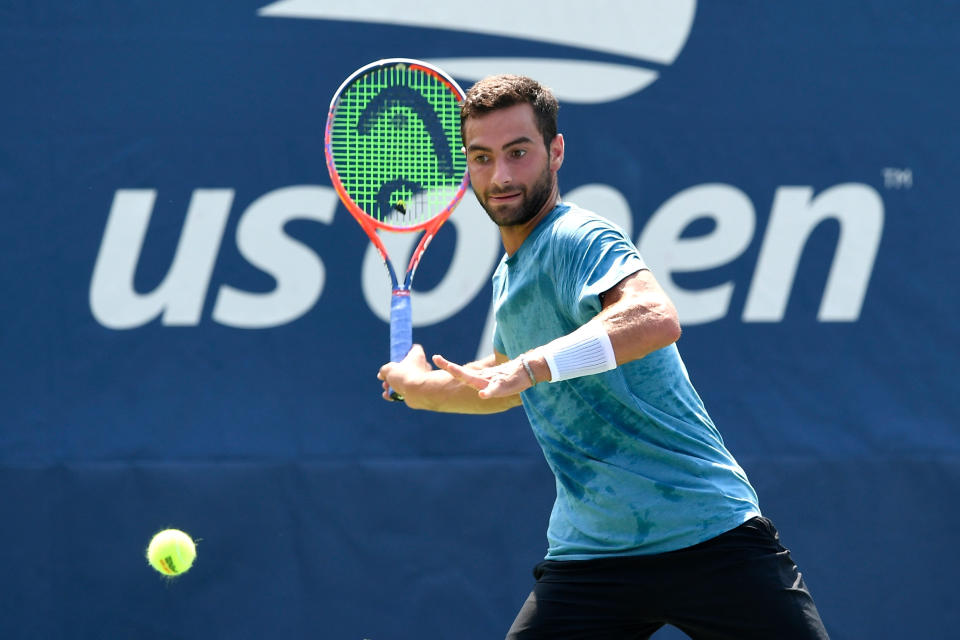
[2,2,958,638]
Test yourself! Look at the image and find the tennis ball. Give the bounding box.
[146,529,196,576]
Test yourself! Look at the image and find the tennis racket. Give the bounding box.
[324,58,469,401]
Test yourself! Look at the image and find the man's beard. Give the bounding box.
[476,163,554,228]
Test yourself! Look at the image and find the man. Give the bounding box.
[378,75,828,639]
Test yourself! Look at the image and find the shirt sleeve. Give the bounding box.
[556,219,647,326]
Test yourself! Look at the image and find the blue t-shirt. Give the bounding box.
[492,203,760,560]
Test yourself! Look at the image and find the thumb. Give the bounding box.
[403,344,429,368]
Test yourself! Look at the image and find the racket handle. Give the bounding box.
[388,290,412,402]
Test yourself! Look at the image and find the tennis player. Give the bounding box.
[378,74,829,639]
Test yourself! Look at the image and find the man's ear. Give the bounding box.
[549,133,565,172]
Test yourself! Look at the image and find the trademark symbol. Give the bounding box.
[882,167,913,189]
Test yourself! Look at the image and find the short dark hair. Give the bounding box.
[460,75,559,147]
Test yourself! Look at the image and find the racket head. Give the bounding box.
[324,58,470,235]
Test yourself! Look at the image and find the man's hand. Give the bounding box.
[432,353,534,399]
[377,347,524,413]
[377,344,432,402]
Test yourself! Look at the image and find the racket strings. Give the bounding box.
[328,64,466,230]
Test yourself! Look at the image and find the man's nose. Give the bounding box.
[491,160,512,186]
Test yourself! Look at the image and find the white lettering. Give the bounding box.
[743,184,884,322]
[91,181,885,332]
[213,186,337,328]
[638,184,755,325]
[90,189,233,329]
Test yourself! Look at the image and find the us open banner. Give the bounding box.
[1,2,957,638]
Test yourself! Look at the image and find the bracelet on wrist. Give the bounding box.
[519,355,537,386]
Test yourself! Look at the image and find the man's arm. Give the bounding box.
[591,267,681,364]
[435,269,681,398]
[377,345,523,414]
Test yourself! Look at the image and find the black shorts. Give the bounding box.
[506,517,829,640]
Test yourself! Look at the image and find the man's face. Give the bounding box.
[462,103,562,227]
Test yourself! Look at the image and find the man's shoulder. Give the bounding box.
[548,202,627,243]
[556,200,597,221]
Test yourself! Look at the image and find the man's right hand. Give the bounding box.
[378,344,432,402]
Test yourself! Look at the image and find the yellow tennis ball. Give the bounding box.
[147,529,196,576]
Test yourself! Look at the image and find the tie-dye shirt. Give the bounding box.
[492,202,760,559]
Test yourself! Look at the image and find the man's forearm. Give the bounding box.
[403,369,522,414]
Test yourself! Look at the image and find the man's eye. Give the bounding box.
[511,149,527,158]
[472,154,489,164]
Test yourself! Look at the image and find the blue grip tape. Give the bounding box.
[388,292,412,401]
[390,292,412,363]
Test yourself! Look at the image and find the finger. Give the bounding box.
[478,379,506,399]
[379,376,392,401]
[448,365,488,389]
[479,383,513,399]
[433,354,476,378]
[431,353,459,375]
[405,344,429,366]
[478,372,526,399]
[443,360,482,384]
[408,343,425,357]
[434,355,490,390]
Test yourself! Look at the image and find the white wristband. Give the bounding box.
[542,320,617,383]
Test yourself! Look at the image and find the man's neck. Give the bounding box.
[500,192,561,256]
